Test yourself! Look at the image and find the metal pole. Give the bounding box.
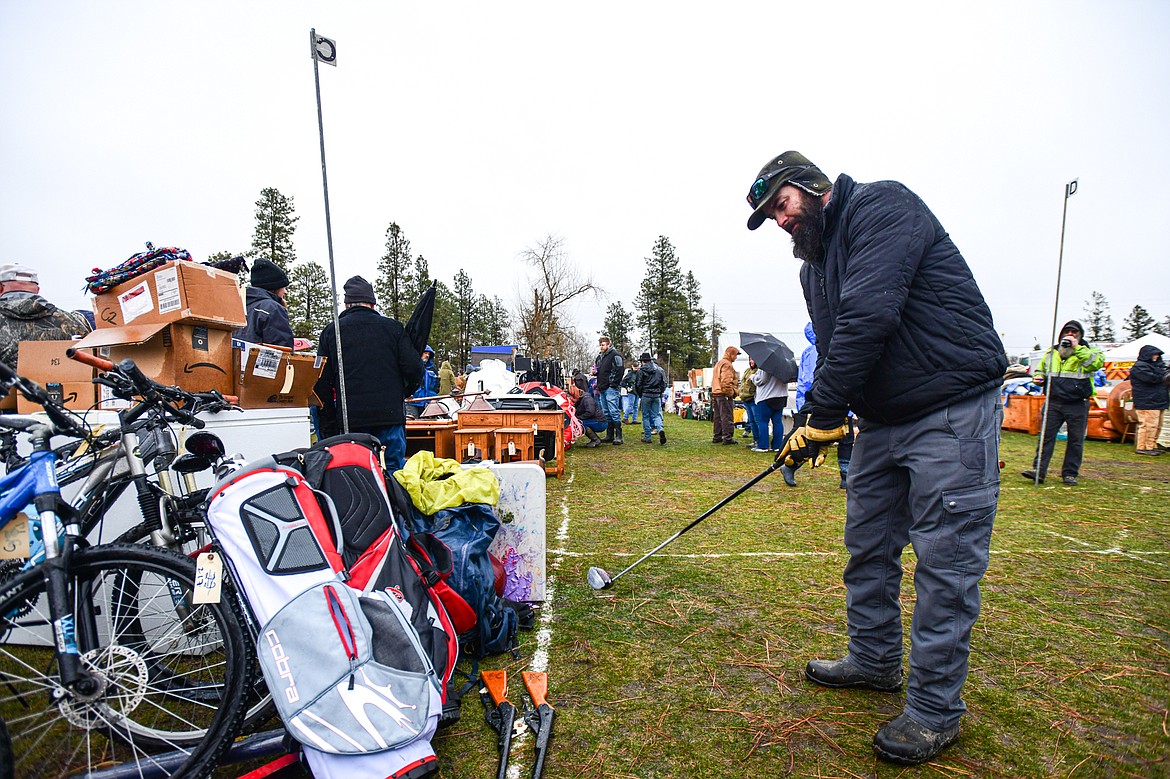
[1034,182,1074,485]
[311,28,348,433]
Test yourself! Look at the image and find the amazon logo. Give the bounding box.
[63,392,78,404]
[184,362,227,375]
[266,394,296,403]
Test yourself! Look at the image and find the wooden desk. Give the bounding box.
[405,420,457,460]
[457,410,565,477]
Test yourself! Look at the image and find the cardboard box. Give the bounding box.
[73,323,234,404]
[233,345,325,409]
[15,340,97,414]
[93,260,246,330]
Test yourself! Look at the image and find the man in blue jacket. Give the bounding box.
[746,151,1007,765]
[234,258,293,348]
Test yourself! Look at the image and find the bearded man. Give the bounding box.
[746,152,1007,765]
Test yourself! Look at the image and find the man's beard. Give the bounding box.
[790,190,826,263]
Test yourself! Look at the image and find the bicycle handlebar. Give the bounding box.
[65,348,115,373]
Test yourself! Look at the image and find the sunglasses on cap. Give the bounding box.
[746,163,814,209]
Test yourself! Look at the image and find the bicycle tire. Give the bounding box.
[116,520,278,735]
[0,714,12,779]
[0,543,250,778]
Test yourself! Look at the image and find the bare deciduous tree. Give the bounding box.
[514,235,598,358]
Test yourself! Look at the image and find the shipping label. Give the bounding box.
[252,348,282,380]
[117,281,154,324]
[155,266,182,314]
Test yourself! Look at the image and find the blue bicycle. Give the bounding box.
[0,359,250,778]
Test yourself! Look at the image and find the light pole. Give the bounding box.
[667,349,671,382]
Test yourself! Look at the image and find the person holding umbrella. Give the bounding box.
[739,332,798,452]
[745,151,1006,765]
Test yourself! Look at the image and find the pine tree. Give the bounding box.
[635,236,689,366]
[427,280,458,363]
[1154,315,1170,337]
[249,188,299,269]
[375,223,415,321]
[602,301,636,359]
[452,270,476,370]
[682,271,709,370]
[1123,305,1157,340]
[1082,291,1115,342]
[286,261,335,340]
[708,305,726,364]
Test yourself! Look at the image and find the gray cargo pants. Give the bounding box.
[843,388,1001,730]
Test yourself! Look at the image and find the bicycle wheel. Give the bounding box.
[0,543,250,778]
[117,520,278,735]
[0,714,12,779]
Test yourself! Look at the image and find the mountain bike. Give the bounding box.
[0,359,251,778]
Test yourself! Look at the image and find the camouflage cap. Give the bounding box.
[0,264,38,284]
[745,151,832,230]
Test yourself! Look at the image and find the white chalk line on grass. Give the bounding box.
[552,547,1167,564]
[507,472,573,779]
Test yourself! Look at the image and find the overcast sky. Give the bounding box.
[2,1,1167,356]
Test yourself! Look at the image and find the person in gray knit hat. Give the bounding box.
[313,275,422,470]
[747,150,1006,766]
[233,258,293,348]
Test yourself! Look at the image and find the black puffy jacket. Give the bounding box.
[1129,345,1168,410]
[234,287,294,348]
[801,174,1007,425]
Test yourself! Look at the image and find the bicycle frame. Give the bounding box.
[0,418,90,692]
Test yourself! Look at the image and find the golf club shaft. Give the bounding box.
[606,460,781,584]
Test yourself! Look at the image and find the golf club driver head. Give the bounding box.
[586,566,613,590]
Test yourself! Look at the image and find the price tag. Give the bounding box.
[193,552,223,604]
[508,441,516,456]
[0,513,30,559]
[467,441,476,457]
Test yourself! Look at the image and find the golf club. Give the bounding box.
[587,459,782,590]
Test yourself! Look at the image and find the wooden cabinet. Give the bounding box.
[404,420,457,460]
[457,410,564,477]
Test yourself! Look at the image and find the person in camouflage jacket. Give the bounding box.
[0,264,92,370]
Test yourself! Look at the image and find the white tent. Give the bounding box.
[1103,333,1170,363]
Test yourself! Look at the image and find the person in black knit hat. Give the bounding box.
[234,258,293,348]
[313,276,422,470]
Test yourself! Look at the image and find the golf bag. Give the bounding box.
[299,435,460,702]
[206,454,443,778]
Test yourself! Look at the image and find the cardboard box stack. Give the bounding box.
[72,260,246,408]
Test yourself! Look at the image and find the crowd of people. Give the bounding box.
[568,337,671,448]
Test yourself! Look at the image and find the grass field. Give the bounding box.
[428,412,1169,779]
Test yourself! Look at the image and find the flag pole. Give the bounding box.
[1034,178,1078,486]
[310,28,348,433]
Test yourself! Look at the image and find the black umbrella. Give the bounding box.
[405,281,436,355]
[738,331,798,382]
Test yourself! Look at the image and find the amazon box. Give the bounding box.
[73,323,233,404]
[93,260,246,330]
[15,340,97,414]
[233,344,325,409]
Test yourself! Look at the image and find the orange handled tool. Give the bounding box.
[480,670,515,779]
[521,671,555,779]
